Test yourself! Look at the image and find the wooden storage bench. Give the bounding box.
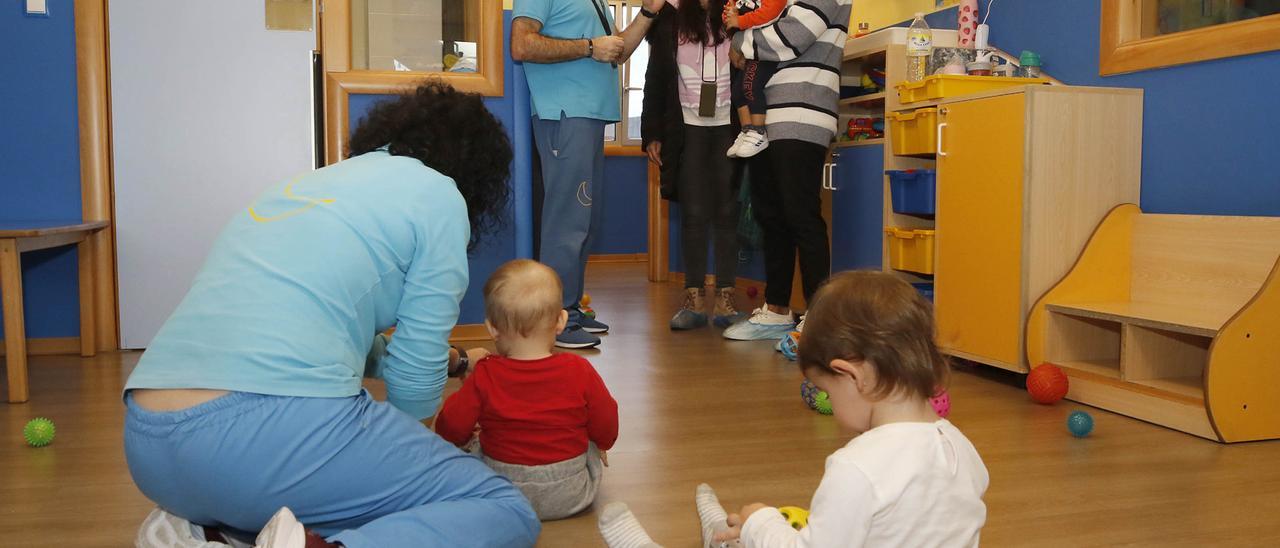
[1025,204,1280,442]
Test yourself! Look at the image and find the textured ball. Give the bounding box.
[930,388,951,418]
[813,391,834,415]
[1067,410,1094,437]
[1026,364,1069,404]
[581,293,592,307]
[24,418,56,447]
[779,331,801,361]
[800,379,820,410]
[778,506,810,530]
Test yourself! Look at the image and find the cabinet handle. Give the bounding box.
[829,161,839,191]
[822,163,831,190]
[937,122,948,157]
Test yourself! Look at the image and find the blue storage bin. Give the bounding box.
[912,282,934,302]
[886,169,936,216]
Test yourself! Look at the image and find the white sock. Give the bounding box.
[598,502,663,548]
[696,484,742,548]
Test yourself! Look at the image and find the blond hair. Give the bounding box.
[483,259,564,337]
[797,271,947,401]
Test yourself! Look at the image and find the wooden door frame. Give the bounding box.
[75,0,120,351]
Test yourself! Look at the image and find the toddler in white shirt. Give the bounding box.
[599,270,989,547]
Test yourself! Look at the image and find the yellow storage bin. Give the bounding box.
[888,108,938,156]
[896,75,1049,105]
[884,227,936,274]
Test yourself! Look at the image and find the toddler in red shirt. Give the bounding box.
[436,259,619,520]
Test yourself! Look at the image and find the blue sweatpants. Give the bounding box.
[531,115,606,319]
[124,390,540,548]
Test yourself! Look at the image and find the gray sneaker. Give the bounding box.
[670,288,708,330]
[556,325,601,349]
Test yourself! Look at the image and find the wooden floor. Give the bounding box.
[4,263,1280,546]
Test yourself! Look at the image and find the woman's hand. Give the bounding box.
[730,47,746,70]
[723,3,740,30]
[645,141,663,166]
[714,503,769,542]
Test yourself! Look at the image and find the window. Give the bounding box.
[1100,0,1280,75]
[604,1,649,146]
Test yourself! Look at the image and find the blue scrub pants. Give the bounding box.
[531,115,606,321]
[124,390,540,548]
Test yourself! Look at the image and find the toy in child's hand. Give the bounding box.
[1026,363,1069,404]
[778,506,810,530]
[929,388,951,418]
[800,379,833,415]
[23,418,56,447]
[779,331,801,361]
[1067,410,1094,437]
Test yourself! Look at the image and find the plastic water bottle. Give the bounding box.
[906,13,933,82]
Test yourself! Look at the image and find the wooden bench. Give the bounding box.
[1025,204,1280,442]
[1,220,109,403]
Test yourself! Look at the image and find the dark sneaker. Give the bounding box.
[555,325,601,349]
[579,315,610,334]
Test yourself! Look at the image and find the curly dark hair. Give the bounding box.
[348,79,512,251]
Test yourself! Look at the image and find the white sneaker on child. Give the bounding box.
[735,129,769,158]
[253,507,305,548]
[136,508,230,548]
[725,130,749,158]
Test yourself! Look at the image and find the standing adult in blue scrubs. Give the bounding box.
[511,0,665,349]
[124,82,540,548]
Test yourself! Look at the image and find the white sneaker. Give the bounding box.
[254,507,305,548]
[136,508,229,548]
[725,131,749,158]
[735,129,769,158]
[723,307,796,341]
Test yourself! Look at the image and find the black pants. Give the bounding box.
[731,60,778,117]
[747,139,830,307]
[679,124,740,289]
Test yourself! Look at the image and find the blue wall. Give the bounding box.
[921,0,1280,216]
[0,1,83,339]
[592,156,649,255]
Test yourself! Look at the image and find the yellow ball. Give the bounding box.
[778,506,809,530]
[581,293,592,307]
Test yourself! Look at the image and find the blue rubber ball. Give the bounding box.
[1067,410,1094,437]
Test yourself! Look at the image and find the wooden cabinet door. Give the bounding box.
[935,93,1026,368]
[830,145,884,272]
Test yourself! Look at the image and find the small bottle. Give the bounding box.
[906,13,933,82]
[1019,50,1042,78]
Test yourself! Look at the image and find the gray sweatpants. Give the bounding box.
[474,443,604,521]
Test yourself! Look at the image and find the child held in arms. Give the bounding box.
[598,271,989,547]
[436,259,619,521]
[721,0,787,158]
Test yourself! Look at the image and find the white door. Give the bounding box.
[111,1,317,348]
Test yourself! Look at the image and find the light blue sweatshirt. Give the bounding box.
[125,151,470,420]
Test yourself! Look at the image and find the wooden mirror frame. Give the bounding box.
[1101,0,1280,75]
[321,0,505,163]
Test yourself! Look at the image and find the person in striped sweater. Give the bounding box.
[721,0,851,343]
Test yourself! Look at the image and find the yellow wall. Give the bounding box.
[852,0,959,32]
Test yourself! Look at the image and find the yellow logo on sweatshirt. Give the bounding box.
[248,178,336,223]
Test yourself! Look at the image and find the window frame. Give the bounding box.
[1100,0,1280,76]
[605,0,646,148]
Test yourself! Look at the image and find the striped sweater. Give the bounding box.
[734,0,851,147]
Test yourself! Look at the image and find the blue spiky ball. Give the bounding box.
[779,331,801,361]
[24,417,56,447]
[800,379,833,415]
[1067,410,1094,437]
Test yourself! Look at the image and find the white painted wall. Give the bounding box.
[110,1,316,348]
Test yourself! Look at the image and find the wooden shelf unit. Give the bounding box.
[1027,205,1280,442]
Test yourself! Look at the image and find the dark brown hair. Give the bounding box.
[483,259,563,337]
[797,271,947,401]
[677,0,728,46]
